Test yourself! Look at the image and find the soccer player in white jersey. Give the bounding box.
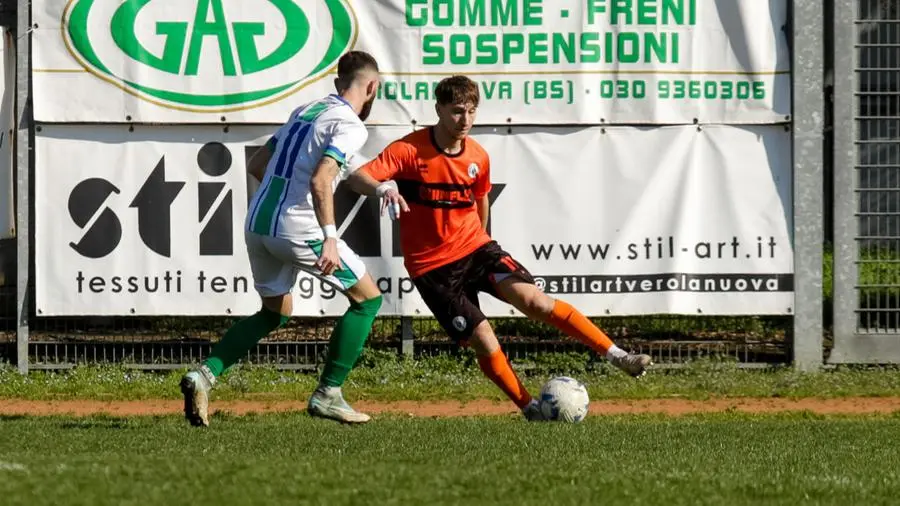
[180,51,384,426]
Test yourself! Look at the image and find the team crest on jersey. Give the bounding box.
[467,163,479,178]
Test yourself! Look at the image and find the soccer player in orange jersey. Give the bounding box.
[346,76,652,420]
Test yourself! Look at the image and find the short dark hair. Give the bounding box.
[435,75,479,107]
[335,51,379,90]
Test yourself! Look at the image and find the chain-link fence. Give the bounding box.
[856,0,900,332]
[830,0,900,363]
[0,285,13,356]
[0,238,14,365]
[16,311,790,370]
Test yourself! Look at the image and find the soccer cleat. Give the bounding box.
[180,365,215,427]
[522,399,549,422]
[610,353,653,378]
[307,386,371,424]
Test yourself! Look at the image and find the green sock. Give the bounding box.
[320,295,382,387]
[204,307,290,377]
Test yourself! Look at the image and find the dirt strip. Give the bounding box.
[2,397,900,418]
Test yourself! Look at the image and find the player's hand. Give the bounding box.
[376,182,409,220]
[315,238,341,276]
[380,189,409,220]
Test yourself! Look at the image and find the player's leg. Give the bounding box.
[180,233,294,427]
[413,262,544,421]
[467,320,546,421]
[202,235,295,379]
[478,243,653,377]
[312,240,382,390]
[496,278,651,376]
[200,292,292,379]
[293,238,382,424]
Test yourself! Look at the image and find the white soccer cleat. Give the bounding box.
[610,353,653,378]
[180,365,215,427]
[307,386,371,424]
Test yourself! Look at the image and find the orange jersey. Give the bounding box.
[360,127,492,278]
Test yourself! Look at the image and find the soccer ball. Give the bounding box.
[539,376,590,423]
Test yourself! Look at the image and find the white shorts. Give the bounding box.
[245,231,367,297]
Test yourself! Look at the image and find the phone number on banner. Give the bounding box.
[592,78,767,100]
[517,78,770,105]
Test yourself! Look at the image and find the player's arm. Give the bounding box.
[346,140,406,193]
[309,155,342,275]
[312,118,366,233]
[311,119,369,275]
[247,137,276,182]
[347,141,411,219]
[346,169,409,220]
[344,167,384,196]
[310,156,341,232]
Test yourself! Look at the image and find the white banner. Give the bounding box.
[33,0,790,125]
[35,123,792,317]
[0,28,13,240]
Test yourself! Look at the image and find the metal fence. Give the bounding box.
[0,285,12,343]
[4,311,791,370]
[3,0,899,372]
[1,240,14,352]
[831,0,900,363]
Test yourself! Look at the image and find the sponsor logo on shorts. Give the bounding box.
[452,316,467,332]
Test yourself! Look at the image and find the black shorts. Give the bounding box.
[412,241,535,343]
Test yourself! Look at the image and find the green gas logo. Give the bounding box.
[63,0,357,112]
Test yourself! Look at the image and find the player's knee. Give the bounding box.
[353,294,382,316]
[259,305,291,329]
[517,287,555,317]
[469,321,500,356]
[350,274,384,304]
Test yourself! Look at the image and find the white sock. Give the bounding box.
[186,370,212,391]
[198,364,216,387]
[606,345,628,360]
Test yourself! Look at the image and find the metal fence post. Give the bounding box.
[791,0,825,371]
[14,0,30,375]
[400,316,413,357]
[830,0,857,361]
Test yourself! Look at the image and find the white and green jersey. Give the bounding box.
[246,94,368,241]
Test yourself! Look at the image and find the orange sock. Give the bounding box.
[548,299,615,355]
[477,349,533,409]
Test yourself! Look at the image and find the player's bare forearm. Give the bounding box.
[346,169,384,197]
[246,138,274,182]
[310,157,341,228]
[477,195,490,230]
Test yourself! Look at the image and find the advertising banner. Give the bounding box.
[32,0,791,125]
[35,123,793,316]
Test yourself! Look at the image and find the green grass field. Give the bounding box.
[2,412,900,505]
[3,356,900,505]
